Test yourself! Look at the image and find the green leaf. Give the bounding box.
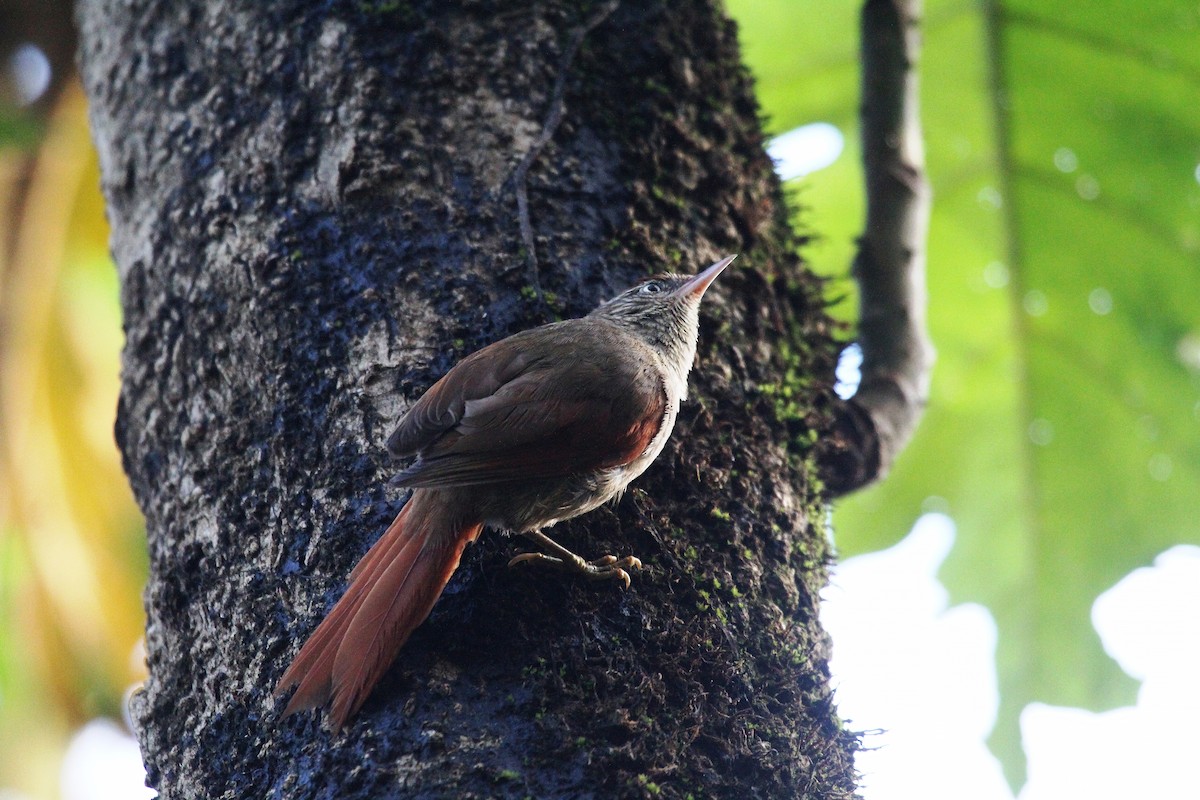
[729,0,1200,788]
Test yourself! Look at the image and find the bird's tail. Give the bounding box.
[274,490,481,729]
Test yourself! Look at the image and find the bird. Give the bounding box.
[274,254,735,729]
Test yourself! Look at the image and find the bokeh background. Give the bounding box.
[2,2,148,798]
[2,1,1198,797]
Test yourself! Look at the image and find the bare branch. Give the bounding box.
[823,0,934,496]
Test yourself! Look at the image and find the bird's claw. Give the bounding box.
[508,551,642,588]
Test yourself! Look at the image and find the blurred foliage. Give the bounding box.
[729,0,1200,788]
[0,81,147,798]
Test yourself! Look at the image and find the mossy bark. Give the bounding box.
[79,1,858,797]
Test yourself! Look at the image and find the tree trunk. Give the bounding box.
[79,1,857,797]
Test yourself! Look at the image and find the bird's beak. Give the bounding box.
[675,254,737,299]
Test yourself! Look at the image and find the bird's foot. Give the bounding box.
[508,531,642,588]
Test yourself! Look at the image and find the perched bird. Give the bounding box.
[274,254,735,728]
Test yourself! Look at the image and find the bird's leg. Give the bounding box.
[508,530,642,588]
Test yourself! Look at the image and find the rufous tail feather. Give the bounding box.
[274,490,481,729]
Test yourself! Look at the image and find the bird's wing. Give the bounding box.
[385,333,539,458]
[388,333,667,489]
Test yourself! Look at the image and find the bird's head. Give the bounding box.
[588,254,735,380]
[590,254,735,330]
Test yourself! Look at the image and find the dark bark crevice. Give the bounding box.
[79,2,858,797]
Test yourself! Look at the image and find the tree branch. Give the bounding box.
[823,0,934,496]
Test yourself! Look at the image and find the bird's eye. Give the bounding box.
[640,281,663,294]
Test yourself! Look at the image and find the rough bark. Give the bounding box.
[79,1,857,797]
